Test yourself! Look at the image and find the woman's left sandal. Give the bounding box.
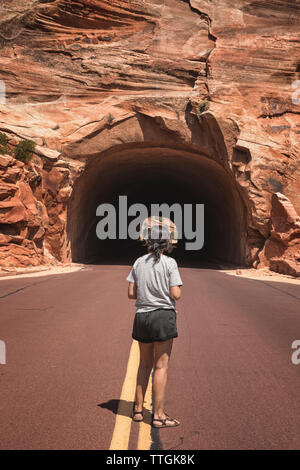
[152,413,180,428]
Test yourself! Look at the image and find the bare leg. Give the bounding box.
[152,338,179,425]
[134,342,154,416]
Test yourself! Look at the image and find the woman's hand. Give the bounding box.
[170,285,181,301]
[128,282,137,299]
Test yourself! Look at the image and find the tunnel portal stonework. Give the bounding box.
[0,0,299,275]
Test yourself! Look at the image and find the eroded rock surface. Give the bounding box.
[0,1,299,274]
[258,192,300,276]
[0,153,50,267]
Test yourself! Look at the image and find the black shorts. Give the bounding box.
[132,308,178,343]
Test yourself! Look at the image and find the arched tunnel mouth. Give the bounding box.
[67,145,248,268]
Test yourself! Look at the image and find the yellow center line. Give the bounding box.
[109,340,140,450]
[137,371,153,450]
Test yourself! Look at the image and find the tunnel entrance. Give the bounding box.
[67,145,247,268]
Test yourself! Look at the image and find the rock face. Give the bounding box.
[0,1,299,274]
[258,192,300,276]
[0,153,50,267]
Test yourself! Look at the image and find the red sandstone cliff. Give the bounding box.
[0,1,299,275]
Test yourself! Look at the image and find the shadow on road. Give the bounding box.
[78,256,239,271]
[98,399,153,424]
[98,399,119,414]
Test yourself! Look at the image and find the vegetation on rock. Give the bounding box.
[0,132,12,155]
[14,139,36,163]
[197,101,210,117]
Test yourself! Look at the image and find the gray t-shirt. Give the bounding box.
[126,253,183,313]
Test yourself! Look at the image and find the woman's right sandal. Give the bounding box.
[132,402,144,422]
[152,413,180,428]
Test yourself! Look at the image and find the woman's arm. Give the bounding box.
[128,281,137,299]
[170,285,181,301]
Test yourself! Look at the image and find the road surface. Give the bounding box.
[0,264,299,450]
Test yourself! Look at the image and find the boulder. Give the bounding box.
[257,193,300,276]
[0,155,15,168]
[0,197,26,224]
[0,182,17,200]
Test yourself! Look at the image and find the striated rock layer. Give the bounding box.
[0,0,299,275]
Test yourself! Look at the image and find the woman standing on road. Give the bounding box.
[126,221,183,428]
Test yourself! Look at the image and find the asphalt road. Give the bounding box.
[0,264,299,450]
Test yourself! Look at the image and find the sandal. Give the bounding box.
[132,402,144,422]
[152,413,180,428]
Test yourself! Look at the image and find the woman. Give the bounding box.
[126,223,182,428]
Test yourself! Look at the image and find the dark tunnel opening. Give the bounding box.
[67,146,248,268]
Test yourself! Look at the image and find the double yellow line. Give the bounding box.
[109,340,153,450]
